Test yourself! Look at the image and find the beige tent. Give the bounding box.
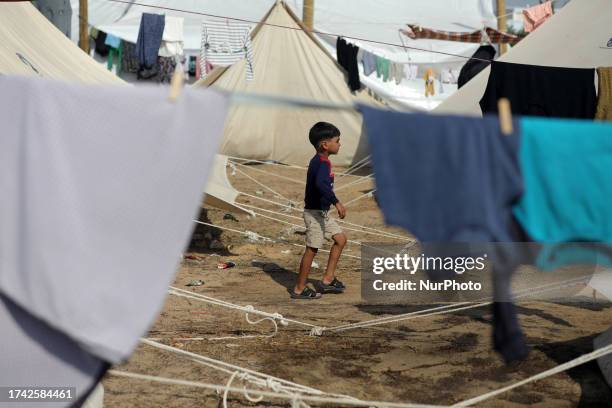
[435,0,612,115]
[0,1,248,215]
[195,1,385,166]
[0,2,117,83]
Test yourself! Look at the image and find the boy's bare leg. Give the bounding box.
[322,233,347,284]
[295,246,318,293]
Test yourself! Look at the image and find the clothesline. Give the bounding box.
[103,0,500,63]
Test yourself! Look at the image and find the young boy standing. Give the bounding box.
[292,122,348,299]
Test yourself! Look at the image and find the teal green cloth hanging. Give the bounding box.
[375,56,390,82]
[513,117,612,243]
[107,42,123,74]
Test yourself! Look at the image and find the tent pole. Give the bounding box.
[79,0,89,53]
[496,0,507,54]
[303,0,314,31]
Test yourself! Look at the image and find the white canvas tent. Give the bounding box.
[435,0,612,115]
[194,1,387,166]
[0,1,247,215]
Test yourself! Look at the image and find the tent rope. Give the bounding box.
[140,339,365,403]
[226,156,371,179]
[338,155,372,178]
[235,201,412,241]
[453,343,612,407]
[192,219,363,260]
[169,286,317,329]
[169,290,281,338]
[226,155,308,170]
[109,340,612,408]
[229,160,306,185]
[243,206,418,261]
[232,164,299,205]
[343,189,376,207]
[335,174,374,192]
[337,155,372,179]
[107,369,443,407]
[236,190,411,241]
[318,275,592,334]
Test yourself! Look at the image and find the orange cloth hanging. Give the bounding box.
[424,68,435,97]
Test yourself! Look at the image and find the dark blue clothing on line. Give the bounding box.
[304,154,338,211]
[361,106,523,243]
[360,106,529,363]
[136,13,165,69]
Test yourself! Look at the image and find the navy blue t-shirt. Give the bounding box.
[304,154,339,210]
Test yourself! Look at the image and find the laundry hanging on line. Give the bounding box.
[93,29,110,57]
[157,56,177,84]
[104,33,121,49]
[424,68,436,97]
[361,49,377,76]
[480,61,597,118]
[105,34,122,74]
[200,20,254,81]
[358,45,429,85]
[403,63,419,80]
[513,117,612,243]
[596,67,612,120]
[375,55,390,82]
[122,41,140,74]
[523,0,554,33]
[360,105,612,362]
[0,74,229,366]
[389,61,405,85]
[336,37,361,92]
[457,45,496,89]
[401,25,521,45]
[158,16,184,58]
[360,106,528,363]
[361,107,522,244]
[0,293,109,405]
[136,13,165,70]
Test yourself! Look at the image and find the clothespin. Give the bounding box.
[498,98,513,135]
[168,65,184,102]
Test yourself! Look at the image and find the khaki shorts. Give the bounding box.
[303,209,343,249]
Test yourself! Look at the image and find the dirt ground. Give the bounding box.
[102,161,612,407]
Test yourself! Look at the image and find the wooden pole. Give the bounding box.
[496,0,507,54]
[79,0,89,53]
[303,0,314,31]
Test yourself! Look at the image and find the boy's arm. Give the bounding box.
[315,162,345,218]
[315,161,338,207]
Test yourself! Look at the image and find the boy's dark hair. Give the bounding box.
[309,122,340,148]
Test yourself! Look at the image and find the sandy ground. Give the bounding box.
[101,161,612,407]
